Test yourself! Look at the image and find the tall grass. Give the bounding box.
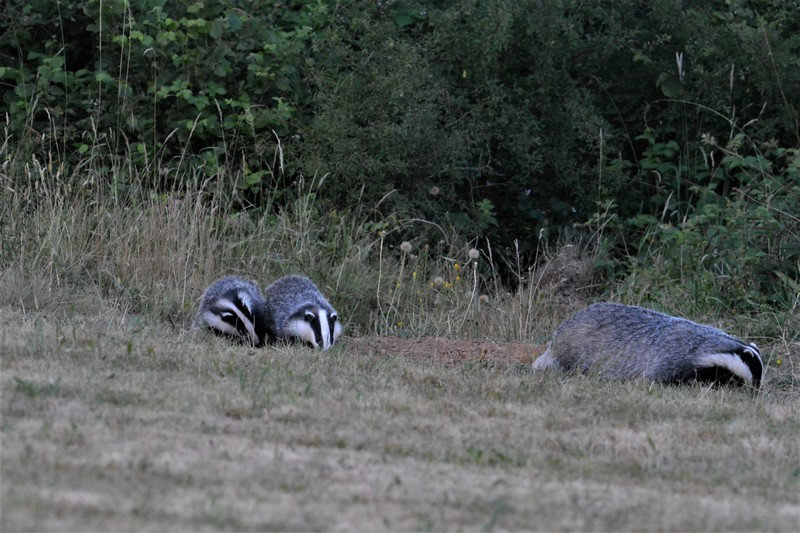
[1,114,796,370]
[0,118,594,343]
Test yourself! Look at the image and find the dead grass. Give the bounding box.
[2,301,799,531]
[2,143,798,530]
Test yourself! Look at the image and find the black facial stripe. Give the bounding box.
[232,294,254,322]
[311,314,322,346]
[329,315,337,344]
[220,310,249,336]
[737,347,763,388]
[209,293,256,341]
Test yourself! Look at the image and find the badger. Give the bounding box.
[532,303,763,389]
[194,276,270,347]
[263,275,342,350]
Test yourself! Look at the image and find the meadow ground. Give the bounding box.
[1,155,798,530]
[2,299,799,531]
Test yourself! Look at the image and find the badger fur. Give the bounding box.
[533,303,763,389]
[263,275,342,350]
[194,276,269,347]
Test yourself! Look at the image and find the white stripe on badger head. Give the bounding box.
[318,309,331,350]
[286,318,318,348]
[216,297,259,345]
[237,291,254,315]
[695,352,754,386]
[747,343,762,363]
[743,344,764,387]
[201,310,241,337]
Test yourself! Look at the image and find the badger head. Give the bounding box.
[202,290,261,346]
[694,342,764,389]
[286,306,342,350]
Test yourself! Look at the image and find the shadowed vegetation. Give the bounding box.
[1,1,799,530]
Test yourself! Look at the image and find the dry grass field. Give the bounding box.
[2,298,799,531]
[1,151,799,530]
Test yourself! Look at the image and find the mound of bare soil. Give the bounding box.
[345,336,545,366]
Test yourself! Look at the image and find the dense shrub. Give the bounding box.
[1,0,324,185]
[2,0,798,309]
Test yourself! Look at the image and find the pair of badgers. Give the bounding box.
[194,275,342,350]
[533,303,763,389]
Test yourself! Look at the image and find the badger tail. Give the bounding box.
[532,344,558,371]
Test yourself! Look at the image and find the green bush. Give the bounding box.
[609,140,800,323]
[1,0,324,185]
[295,0,800,263]
[2,0,798,312]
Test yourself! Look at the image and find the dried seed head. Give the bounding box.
[468,248,480,260]
[429,186,440,196]
[479,294,489,304]
[433,276,444,286]
[400,241,412,254]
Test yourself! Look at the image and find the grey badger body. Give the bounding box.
[533,303,763,388]
[263,275,342,350]
[194,276,269,347]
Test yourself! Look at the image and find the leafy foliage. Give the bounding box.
[1,0,324,185]
[1,0,798,311]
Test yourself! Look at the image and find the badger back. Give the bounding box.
[264,275,342,350]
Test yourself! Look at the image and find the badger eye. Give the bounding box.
[304,311,315,322]
[330,314,337,323]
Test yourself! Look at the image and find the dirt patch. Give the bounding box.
[345,336,546,366]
